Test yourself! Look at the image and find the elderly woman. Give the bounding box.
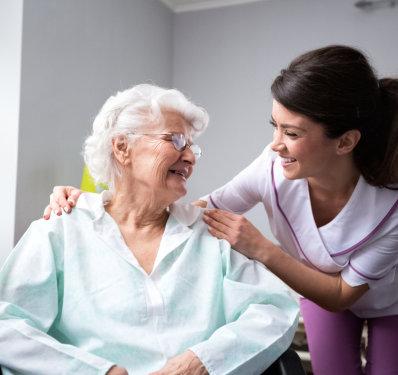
[0,84,298,375]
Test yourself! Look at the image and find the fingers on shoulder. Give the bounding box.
[43,205,52,220]
[52,186,70,208]
[52,185,83,213]
[67,187,83,206]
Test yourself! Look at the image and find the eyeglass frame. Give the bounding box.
[126,132,202,160]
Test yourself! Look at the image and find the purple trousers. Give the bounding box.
[300,298,398,375]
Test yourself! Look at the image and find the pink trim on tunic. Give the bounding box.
[271,161,322,271]
[349,263,383,281]
[209,194,219,209]
[331,199,398,257]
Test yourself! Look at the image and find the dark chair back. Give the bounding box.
[263,348,306,375]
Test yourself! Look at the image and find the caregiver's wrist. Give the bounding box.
[257,240,280,267]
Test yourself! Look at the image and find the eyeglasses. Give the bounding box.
[127,132,202,160]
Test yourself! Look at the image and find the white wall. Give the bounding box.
[0,0,23,265]
[14,0,174,243]
[173,0,398,240]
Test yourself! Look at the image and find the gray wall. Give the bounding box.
[173,0,398,239]
[12,0,398,247]
[15,0,174,242]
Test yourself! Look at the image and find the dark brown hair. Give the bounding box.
[271,45,398,188]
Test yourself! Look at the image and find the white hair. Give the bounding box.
[83,84,209,189]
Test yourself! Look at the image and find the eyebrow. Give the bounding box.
[270,116,307,132]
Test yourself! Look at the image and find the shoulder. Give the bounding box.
[321,177,398,260]
[29,195,99,242]
[9,216,65,266]
[22,209,87,244]
[352,178,398,230]
[170,201,227,243]
[169,202,204,227]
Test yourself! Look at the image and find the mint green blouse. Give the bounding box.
[0,192,299,374]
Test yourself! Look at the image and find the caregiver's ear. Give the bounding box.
[336,129,361,155]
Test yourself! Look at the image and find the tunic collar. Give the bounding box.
[271,160,398,272]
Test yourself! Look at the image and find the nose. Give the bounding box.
[270,128,285,153]
[181,146,196,166]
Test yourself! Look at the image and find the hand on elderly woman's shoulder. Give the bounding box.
[191,200,207,208]
[106,366,128,375]
[43,185,83,220]
[149,350,208,375]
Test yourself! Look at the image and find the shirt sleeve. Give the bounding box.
[341,222,398,289]
[189,240,299,375]
[0,219,115,375]
[201,146,273,214]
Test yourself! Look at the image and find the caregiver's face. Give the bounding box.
[270,99,340,181]
[130,110,196,202]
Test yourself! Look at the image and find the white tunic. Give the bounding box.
[206,145,398,318]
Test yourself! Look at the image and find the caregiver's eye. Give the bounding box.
[284,130,298,137]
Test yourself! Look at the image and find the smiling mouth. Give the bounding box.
[169,169,188,180]
[281,157,296,163]
[281,157,297,167]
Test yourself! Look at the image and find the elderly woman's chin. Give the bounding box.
[167,172,189,200]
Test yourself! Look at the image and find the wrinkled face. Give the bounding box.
[128,110,196,204]
[270,99,340,181]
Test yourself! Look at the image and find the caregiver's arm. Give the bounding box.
[189,242,299,374]
[0,220,119,375]
[44,188,207,220]
[203,209,369,313]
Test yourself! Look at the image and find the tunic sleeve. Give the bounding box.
[189,240,299,374]
[0,219,115,375]
[202,146,273,214]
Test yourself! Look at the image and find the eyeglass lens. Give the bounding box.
[171,133,201,159]
[171,133,186,151]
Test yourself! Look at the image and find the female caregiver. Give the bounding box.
[44,45,398,375]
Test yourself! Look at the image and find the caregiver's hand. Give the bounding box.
[203,209,275,262]
[43,186,83,220]
[191,200,207,208]
[106,366,128,375]
[204,210,370,313]
[149,350,208,375]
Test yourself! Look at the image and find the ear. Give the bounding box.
[336,129,361,156]
[111,135,130,165]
